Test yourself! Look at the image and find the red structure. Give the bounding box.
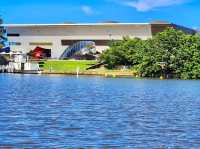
[31,47,51,59]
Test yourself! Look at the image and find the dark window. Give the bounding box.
[61,40,112,46]
[29,42,53,46]
[61,40,77,46]
[9,42,21,46]
[94,40,111,46]
[7,33,20,37]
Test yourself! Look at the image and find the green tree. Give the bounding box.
[0,17,3,24]
[137,28,187,77]
[100,27,200,79]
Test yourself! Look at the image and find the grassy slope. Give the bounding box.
[43,60,97,73]
[43,60,136,77]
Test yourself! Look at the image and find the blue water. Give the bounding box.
[0,74,200,148]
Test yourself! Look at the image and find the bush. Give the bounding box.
[100,28,200,79]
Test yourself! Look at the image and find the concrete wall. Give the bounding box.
[6,24,152,58]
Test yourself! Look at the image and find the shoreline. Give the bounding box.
[3,72,200,80]
[42,69,136,78]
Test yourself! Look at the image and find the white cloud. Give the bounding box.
[119,0,187,11]
[81,5,93,15]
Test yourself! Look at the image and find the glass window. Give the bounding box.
[61,40,111,46]
[7,33,20,37]
[9,42,21,46]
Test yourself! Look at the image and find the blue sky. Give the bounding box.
[0,0,200,28]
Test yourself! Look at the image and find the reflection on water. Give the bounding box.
[0,74,200,148]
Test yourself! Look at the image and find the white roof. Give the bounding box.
[2,23,150,27]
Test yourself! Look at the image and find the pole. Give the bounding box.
[76,67,79,78]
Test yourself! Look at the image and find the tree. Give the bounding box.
[137,28,187,77]
[100,27,200,79]
[0,16,3,24]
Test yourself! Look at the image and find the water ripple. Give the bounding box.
[0,74,200,148]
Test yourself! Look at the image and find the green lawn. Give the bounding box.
[43,60,97,73]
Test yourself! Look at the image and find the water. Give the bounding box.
[0,74,200,148]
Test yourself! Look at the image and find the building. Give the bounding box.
[3,21,196,59]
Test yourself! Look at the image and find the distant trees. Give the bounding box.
[100,28,200,79]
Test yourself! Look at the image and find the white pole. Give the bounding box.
[76,67,79,78]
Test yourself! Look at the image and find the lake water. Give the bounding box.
[0,74,200,148]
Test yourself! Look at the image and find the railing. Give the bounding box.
[60,41,95,59]
[0,65,14,73]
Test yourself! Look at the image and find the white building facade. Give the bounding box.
[4,22,195,58]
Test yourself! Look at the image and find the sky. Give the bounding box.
[0,0,200,28]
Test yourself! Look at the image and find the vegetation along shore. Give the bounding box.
[41,28,200,79]
[100,28,200,80]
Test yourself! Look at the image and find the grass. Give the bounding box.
[42,60,136,77]
[43,60,97,73]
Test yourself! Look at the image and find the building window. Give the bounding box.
[94,40,111,46]
[61,40,111,46]
[61,40,77,46]
[7,33,20,37]
[9,42,21,46]
[29,42,53,46]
